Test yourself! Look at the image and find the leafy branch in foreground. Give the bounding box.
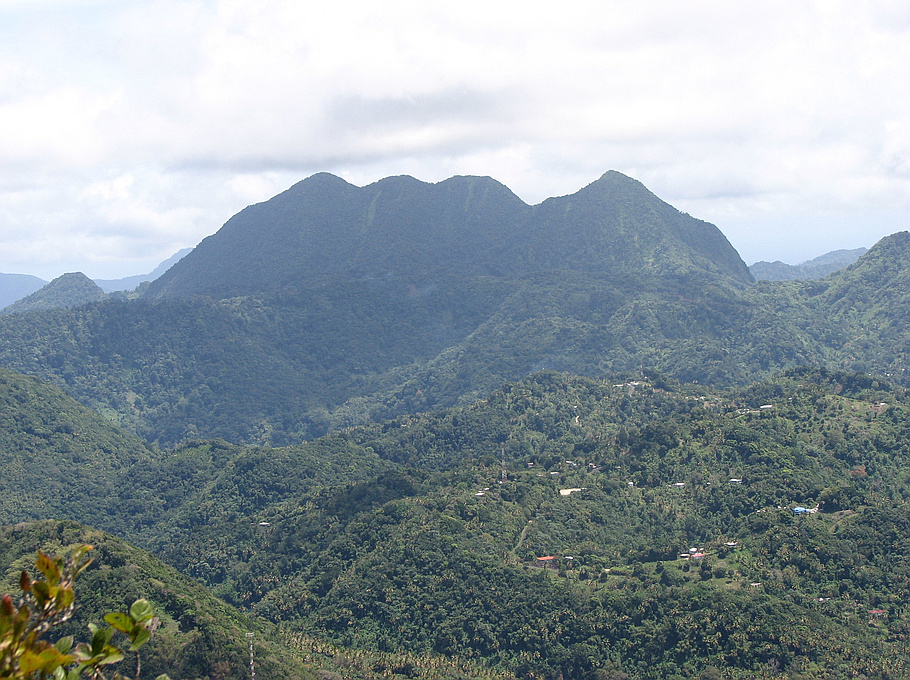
[0,544,168,680]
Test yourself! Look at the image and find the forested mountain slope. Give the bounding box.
[4,368,910,679]
[145,171,751,300]
[0,176,906,448]
[0,368,153,524]
[745,231,910,379]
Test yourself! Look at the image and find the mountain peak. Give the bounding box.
[294,171,354,189]
[145,171,751,300]
[0,272,106,315]
[584,170,650,192]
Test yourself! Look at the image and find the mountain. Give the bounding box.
[0,175,906,448]
[0,271,106,315]
[0,272,46,309]
[750,247,868,281]
[145,171,752,300]
[94,247,194,293]
[0,172,763,446]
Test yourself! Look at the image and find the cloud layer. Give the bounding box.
[1,0,909,277]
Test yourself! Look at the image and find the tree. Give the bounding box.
[0,544,168,680]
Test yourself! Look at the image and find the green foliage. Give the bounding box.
[0,369,153,526]
[0,544,165,680]
[0,522,313,680]
[2,370,901,678]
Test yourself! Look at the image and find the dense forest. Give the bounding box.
[2,234,910,449]
[4,366,910,679]
[3,172,910,679]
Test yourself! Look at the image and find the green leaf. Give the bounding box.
[55,635,74,654]
[96,648,125,665]
[128,626,151,651]
[35,552,61,586]
[19,647,73,673]
[129,598,154,623]
[104,612,134,633]
[90,625,113,655]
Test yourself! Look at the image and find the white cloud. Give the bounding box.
[0,0,909,276]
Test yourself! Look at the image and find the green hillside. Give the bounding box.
[0,272,107,316]
[0,268,803,446]
[0,368,153,524]
[6,368,908,679]
[0,520,311,680]
[0,277,515,444]
[199,370,910,679]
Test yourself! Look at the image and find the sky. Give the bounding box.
[1,0,909,280]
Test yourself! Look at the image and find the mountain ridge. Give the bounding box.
[0,179,908,447]
[145,170,752,300]
[750,246,868,281]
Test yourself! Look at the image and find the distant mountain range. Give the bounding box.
[749,247,868,280]
[94,246,193,293]
[0,272,47,309]
[0,171,904,447]
[0,248,192,314]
